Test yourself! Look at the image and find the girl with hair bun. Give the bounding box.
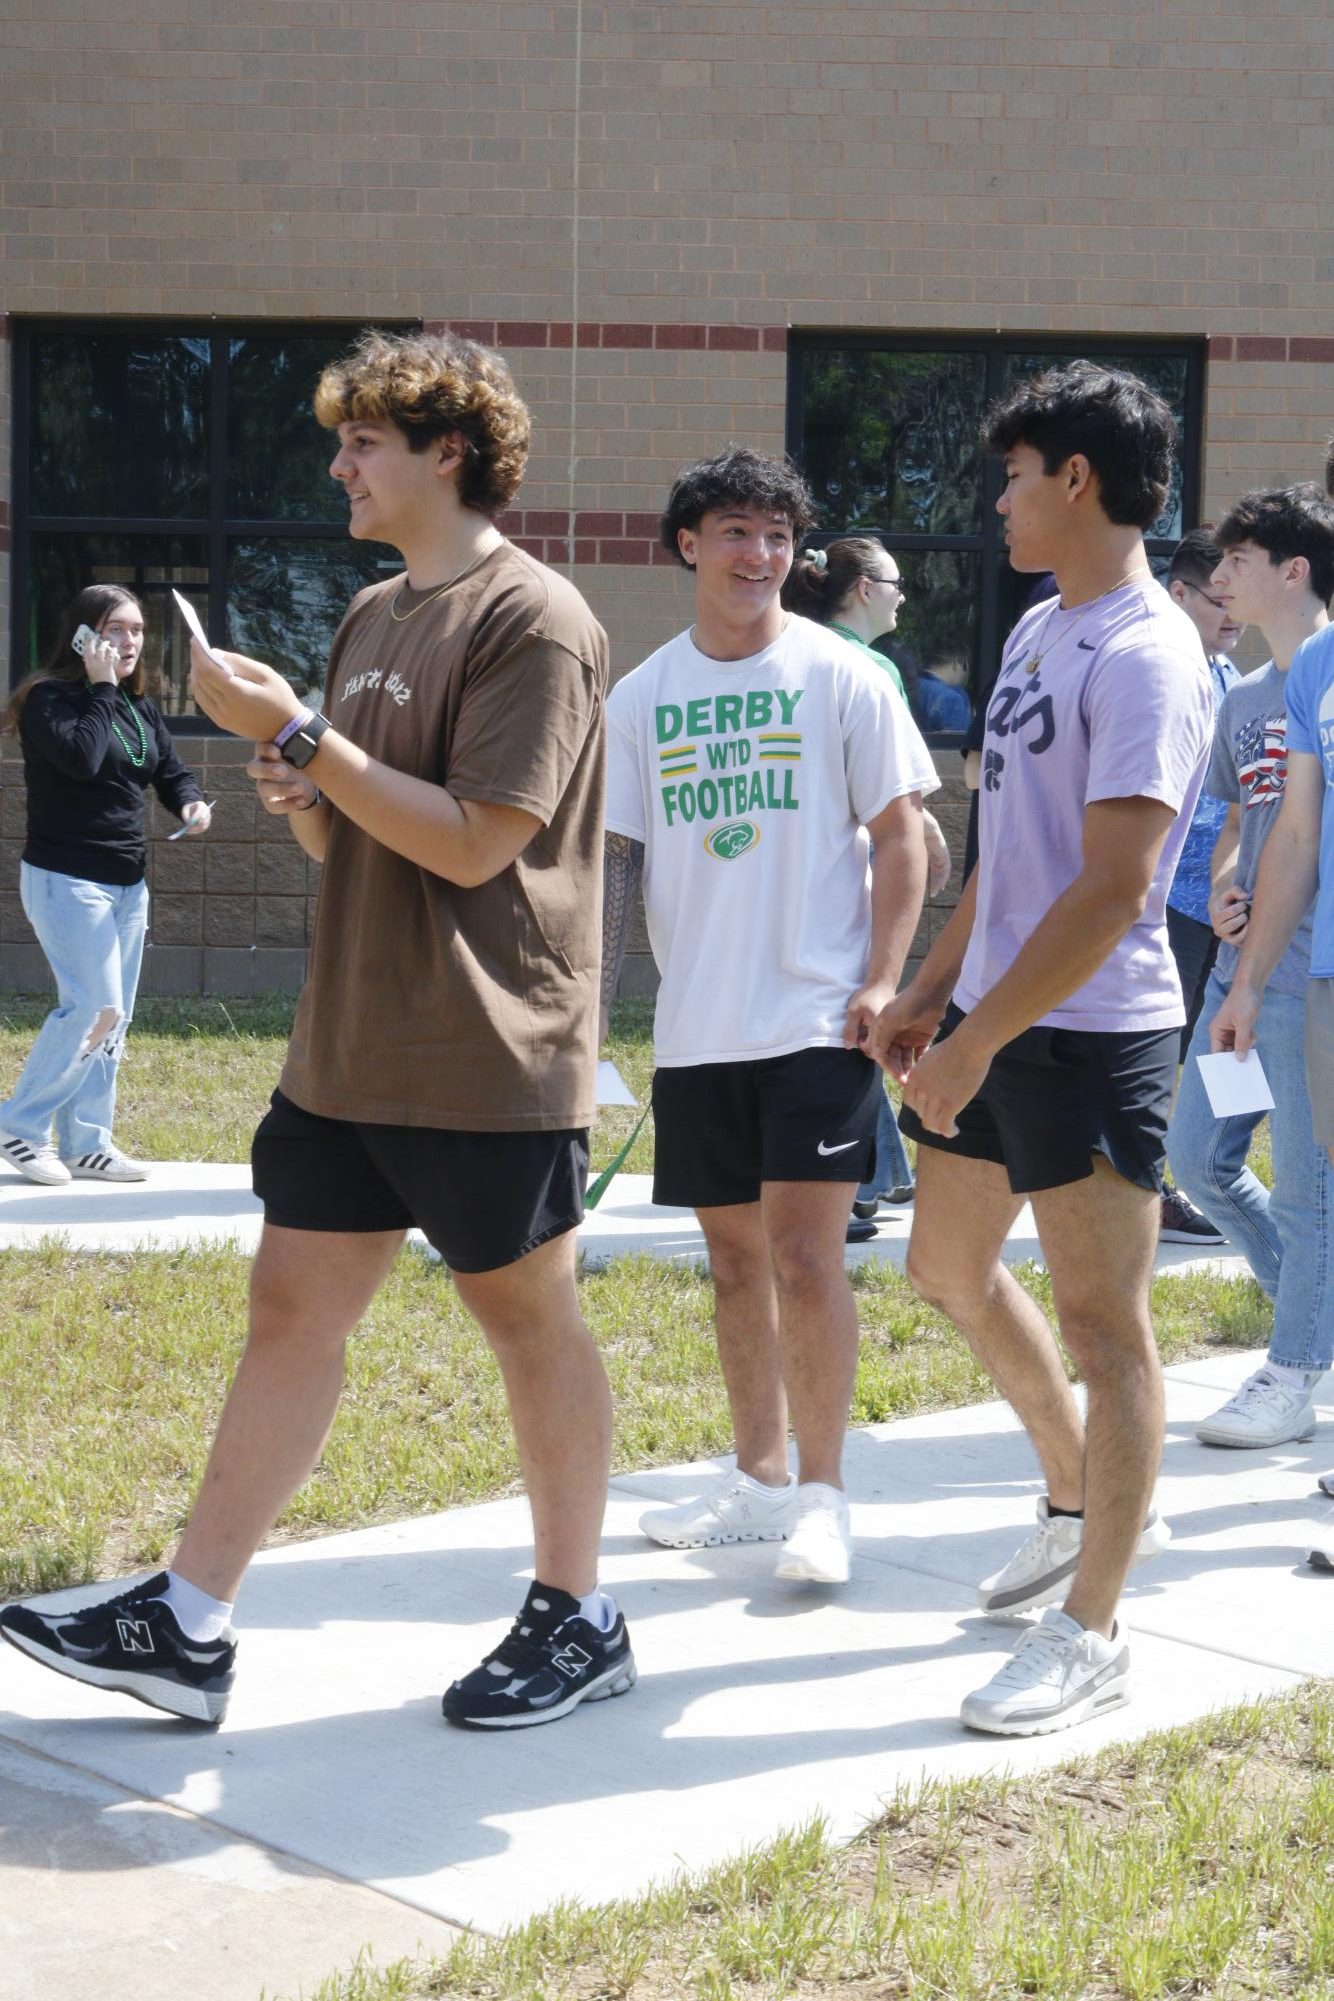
[784,535,953,1219]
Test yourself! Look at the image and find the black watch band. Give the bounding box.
[277,713,330,769]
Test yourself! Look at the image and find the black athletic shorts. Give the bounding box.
[651,1045,883,1209]
[251,1090,588,1274]
[896,1002,1178,1196]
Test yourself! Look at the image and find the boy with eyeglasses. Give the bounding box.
[1156,528,1243,1249]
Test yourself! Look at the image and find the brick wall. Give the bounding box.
[3,0,1334,991]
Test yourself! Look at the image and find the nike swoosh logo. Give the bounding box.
[816,1139,859,1156]
[1077,638,1096,650]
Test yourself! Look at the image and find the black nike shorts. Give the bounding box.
[896,1002,1178,1195]
[252,1090,588,1273]
[651,1046,883,1209]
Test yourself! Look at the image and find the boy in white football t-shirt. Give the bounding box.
[874,363,1212,1738]
[602,446,937,1585]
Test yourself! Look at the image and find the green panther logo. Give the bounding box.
[704,820,760,861]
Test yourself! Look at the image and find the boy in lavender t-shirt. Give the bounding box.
[873,361,1212,1740]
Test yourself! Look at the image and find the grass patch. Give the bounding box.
[280,1684,1334,2000]
[0,1242,1270,1601]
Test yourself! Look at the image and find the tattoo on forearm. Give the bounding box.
[601,832,644,1014]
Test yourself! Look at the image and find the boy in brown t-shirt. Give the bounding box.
[0,330,635,1732]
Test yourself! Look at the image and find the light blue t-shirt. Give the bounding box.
[1286,626,1334,978]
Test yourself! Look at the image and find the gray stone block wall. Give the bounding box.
[0,733,316,997]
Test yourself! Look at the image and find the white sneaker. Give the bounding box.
[64,1148,150,1183]
[0,1130,71,1185]
[639,1471,796,1550]
[1319,1470,1334,1499]
[1195,1367,1318,1449]
[772,1482,852,1584]
[978,1497,1171,1616]
[961,1607,1130,1737]
[1308,1527,1333,1572]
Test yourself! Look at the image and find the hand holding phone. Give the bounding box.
[73,624,119,686]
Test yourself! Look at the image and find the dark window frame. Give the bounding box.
[10,316,416,732]
[785,330,1206,744]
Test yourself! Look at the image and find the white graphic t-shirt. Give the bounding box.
[957,578,1212,1032]
[605,615,939,1065]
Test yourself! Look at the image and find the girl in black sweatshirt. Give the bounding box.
[0,584,209,1184]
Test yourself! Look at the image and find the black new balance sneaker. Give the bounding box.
[442,1582,636,1730]
[0,1573,235,1724]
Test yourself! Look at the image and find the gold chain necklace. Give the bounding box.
[388,550,489,623]
[1020,570,1147,674]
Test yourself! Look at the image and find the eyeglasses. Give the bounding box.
[865,574,904,593]
[1184,581,1228,612]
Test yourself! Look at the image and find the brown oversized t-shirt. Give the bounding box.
[279,542,607,1131]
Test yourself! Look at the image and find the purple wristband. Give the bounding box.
[273,708,314,751]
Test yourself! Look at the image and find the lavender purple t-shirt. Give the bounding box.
[956,578,1213,1032]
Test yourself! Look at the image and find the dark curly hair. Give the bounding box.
[314,327,530,518]
[1215,483,1334,607]
[659,445,817,568]
[981,360,1177,531]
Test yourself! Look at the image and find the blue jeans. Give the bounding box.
[1166,970,1332,1373]
[858,1082,914,1202]
[0,863,149,1159]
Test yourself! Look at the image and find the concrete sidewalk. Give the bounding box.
[2,1353,1330,2001]
[0,1162,1252,1280]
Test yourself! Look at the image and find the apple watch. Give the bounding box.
[273,709,330,769]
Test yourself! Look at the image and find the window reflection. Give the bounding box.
[29,533,210,714]
[799,349,986,537]
[227,539,391,700]
[227,336,351,522]
[31,336,210,519]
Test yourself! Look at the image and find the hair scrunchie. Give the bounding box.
[806,546,828,573]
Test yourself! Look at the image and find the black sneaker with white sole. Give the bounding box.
[442,1582,636,1730]
[0,1573,235,1724]
[1159,1188,1225,1246]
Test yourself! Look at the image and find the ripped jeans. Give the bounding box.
[0,862,149,1160]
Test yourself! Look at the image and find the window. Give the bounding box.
[10,323,411,723]
[787,334,1204,739]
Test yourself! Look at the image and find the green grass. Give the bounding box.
[0,1244,1270,1601]
[279,1684,1334,2001]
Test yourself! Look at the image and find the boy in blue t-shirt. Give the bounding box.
[1211,550,1334,1571]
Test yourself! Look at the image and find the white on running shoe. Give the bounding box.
[1195,1367,1318,1449]
[0,1130,71,1185]
[772,1482,852,1584]
[961,1607,1130,1737]
[978,1496,1170,1617]
[639,1470,796,1550]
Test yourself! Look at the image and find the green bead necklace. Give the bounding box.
[87,679,149,767]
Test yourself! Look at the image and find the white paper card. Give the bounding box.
[1196,1048,1276,1120]
[171,588,234,674]
[596,1060,637,1107]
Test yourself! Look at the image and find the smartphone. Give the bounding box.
[71,624,100,659]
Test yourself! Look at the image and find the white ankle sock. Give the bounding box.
[1266,1361,1317,1390]
[740,1471,792,1495]
[577,1587,617,1632]
[163,1571,234,1643]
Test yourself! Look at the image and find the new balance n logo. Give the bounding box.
[116,1617,155,1654]
[551,1642,593,1681]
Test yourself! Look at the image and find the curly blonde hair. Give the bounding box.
[314,328,531,518]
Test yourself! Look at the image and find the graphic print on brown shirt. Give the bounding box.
[280,542,607,1131]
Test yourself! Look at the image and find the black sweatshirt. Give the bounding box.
[17,679,205,887]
